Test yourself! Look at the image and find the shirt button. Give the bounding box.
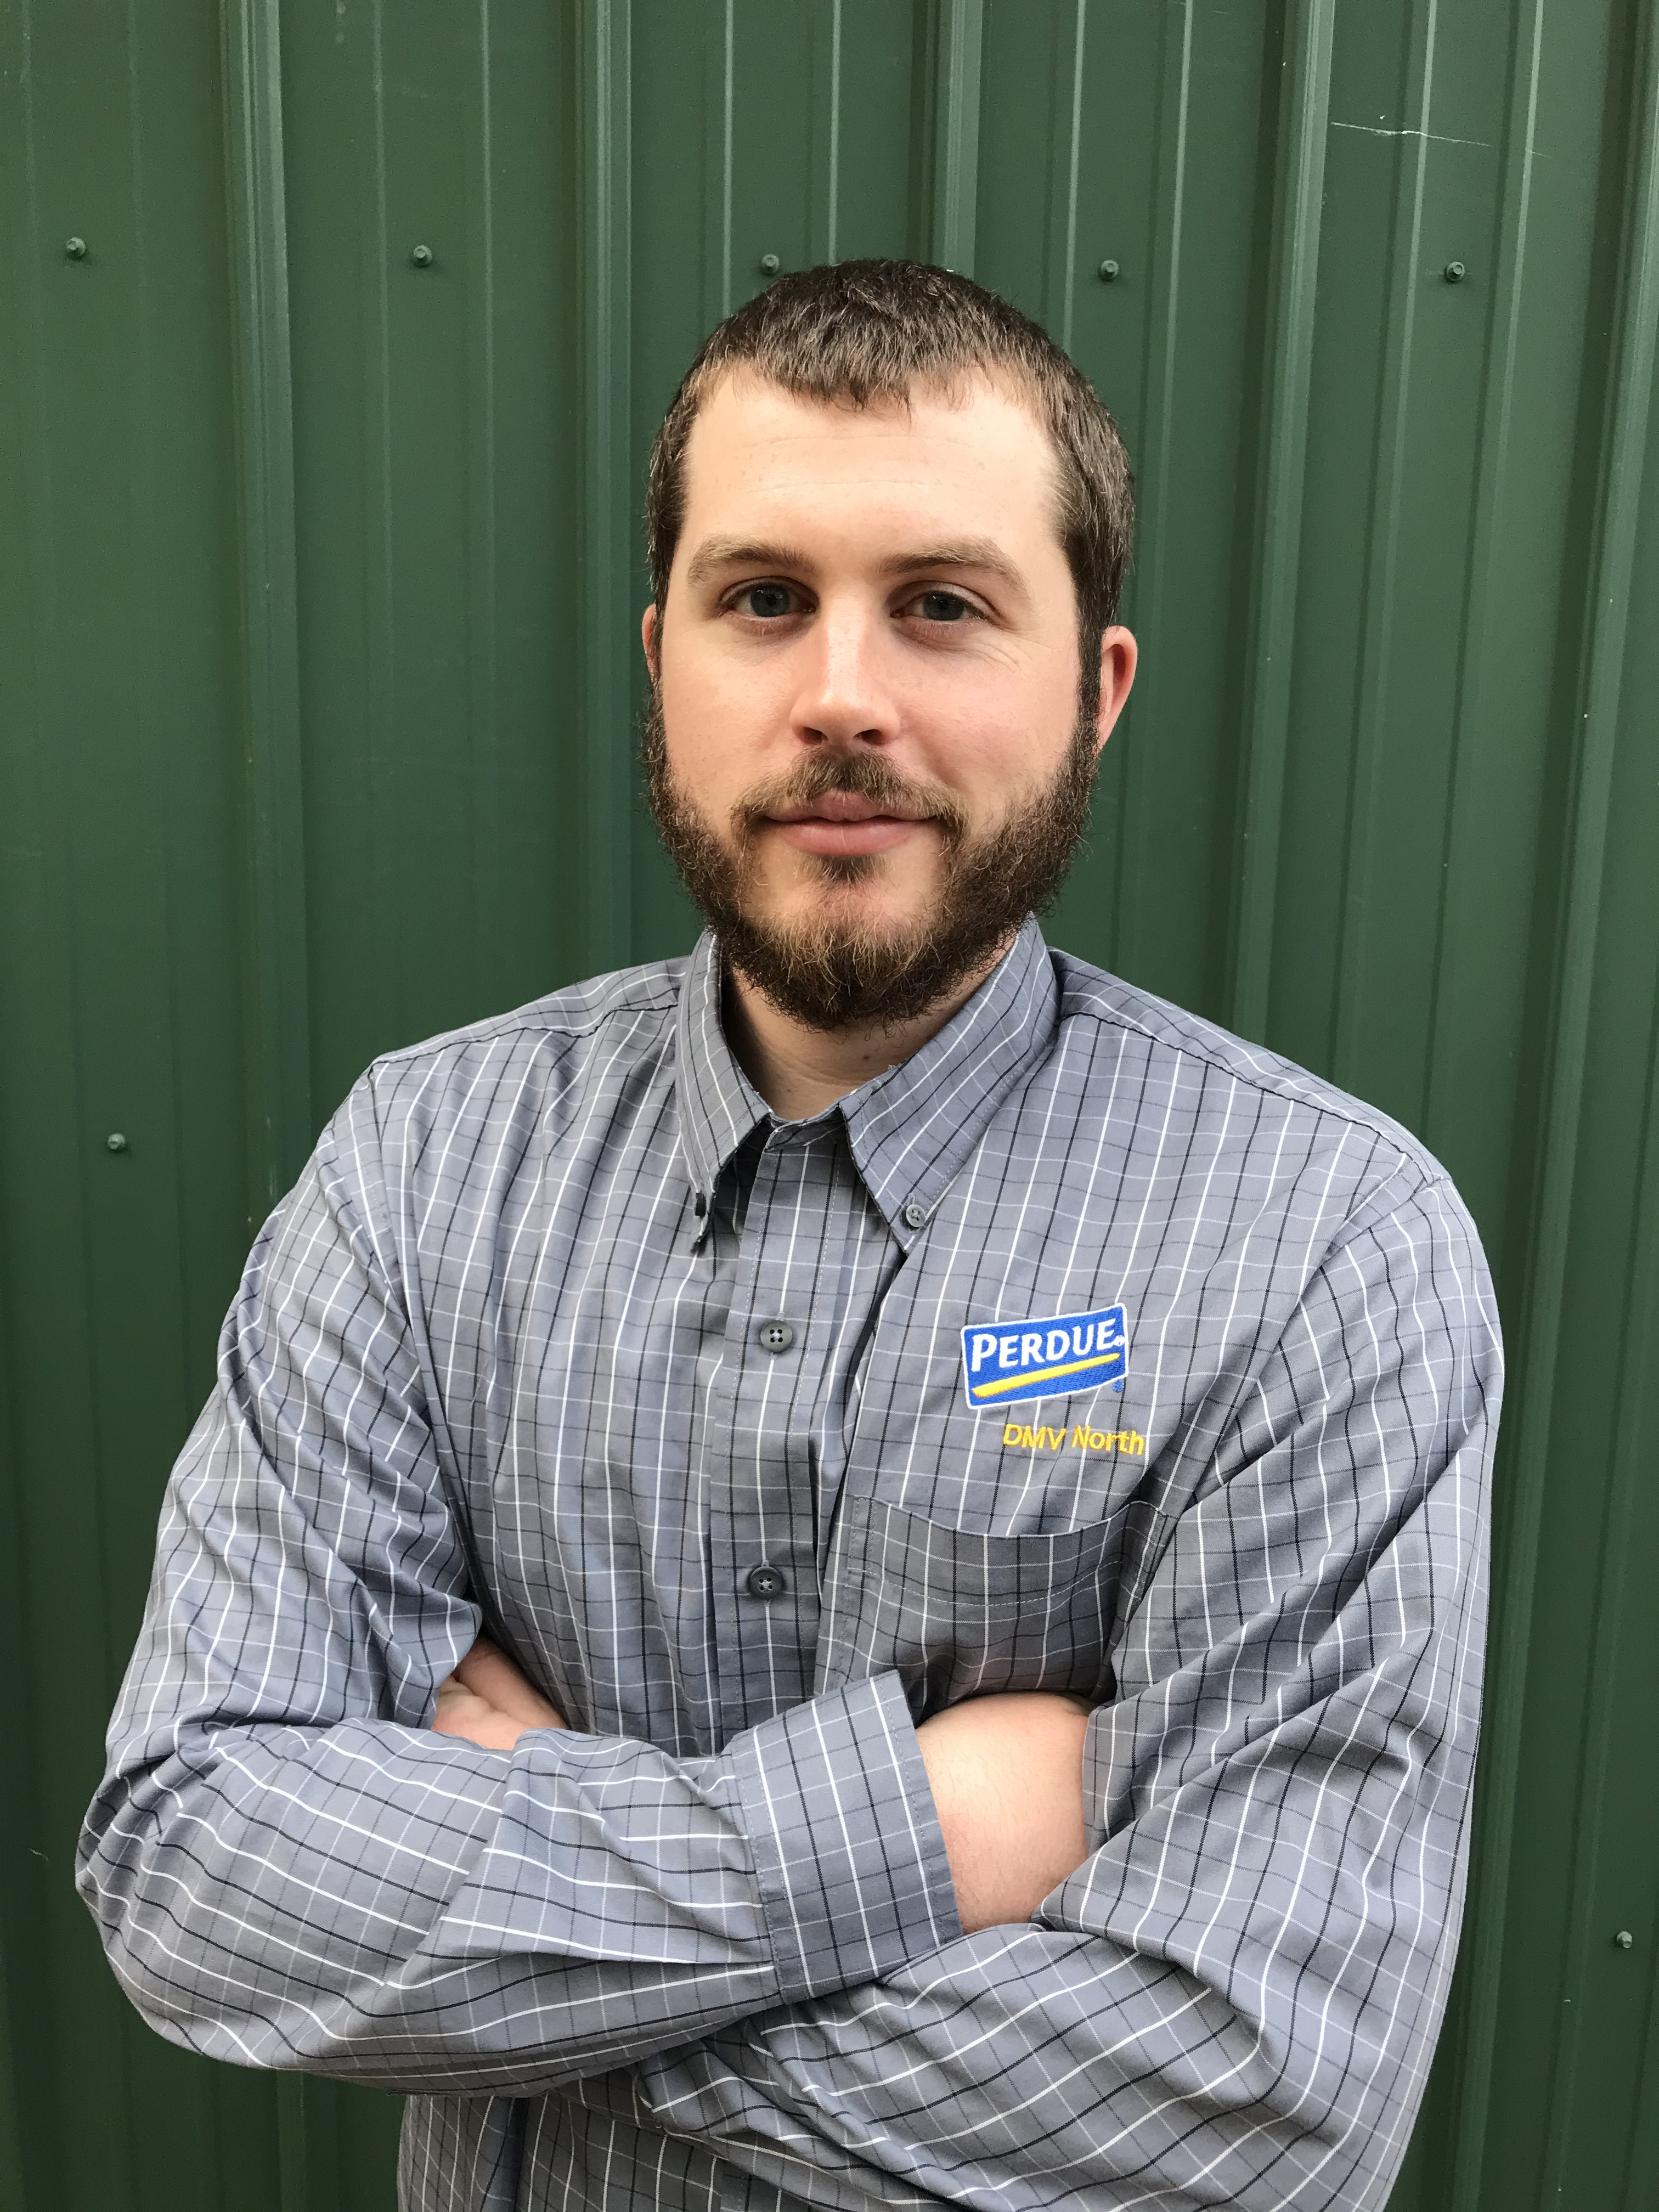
[901,1200,928,1229]
[746,1564,787,1600]
[756,1318,794,1353]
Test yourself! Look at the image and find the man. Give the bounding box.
[80,262,1499,2210]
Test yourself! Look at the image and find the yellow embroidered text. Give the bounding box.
[1001,1422,1147,1455]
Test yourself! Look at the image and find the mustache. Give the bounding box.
[731,749,970,845]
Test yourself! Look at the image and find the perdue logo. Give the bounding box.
[960,1302,1127,1410]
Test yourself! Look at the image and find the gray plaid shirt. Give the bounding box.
[79,920,1500,2211]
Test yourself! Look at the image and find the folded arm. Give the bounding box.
[442,1647,1096,1940]
[76,1111,963,2093]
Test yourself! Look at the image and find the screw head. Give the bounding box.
[1098,258,1120,282]
[1615,1929,1635,1949]
[1444,259,1466,283]
[758,253,781,276]
[105,1132,128,1153]
[411,244,434,267]
[65,236,87,259]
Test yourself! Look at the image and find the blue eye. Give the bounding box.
[918,590,969,622]
[741,584,794,619]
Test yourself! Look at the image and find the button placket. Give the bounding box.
[707,1130,830,1735]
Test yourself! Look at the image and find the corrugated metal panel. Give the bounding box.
[1,3,1655,2207]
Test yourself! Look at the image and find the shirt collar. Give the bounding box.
[842,917,1057,1239]
[674,917,1059,1244]
[674,931,772,1209]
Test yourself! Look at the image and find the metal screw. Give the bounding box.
[105,1132,128,1153]
[1615,1929,1634,1949]
[1444,259,1466,283]
[1098,258,1120,282]
[758,253,780,276]
[411,244,434,267]
[65,236,87,259]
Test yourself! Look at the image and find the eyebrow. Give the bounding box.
[877,539,1024,589]
[683,538,813,589]
[682,533,1025,592]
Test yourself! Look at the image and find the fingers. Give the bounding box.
[453,1635,568,1730]
[431,1676,531,1752]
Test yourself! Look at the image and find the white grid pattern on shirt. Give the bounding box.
[78,921,1500,2211]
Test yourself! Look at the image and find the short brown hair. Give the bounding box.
[644,260,1135,665]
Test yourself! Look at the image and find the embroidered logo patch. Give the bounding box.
[960,1303,1127,1410]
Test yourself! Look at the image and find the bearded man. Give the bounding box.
[81,263,1499,2212]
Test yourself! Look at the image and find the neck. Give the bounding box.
[721,941,1012,1121]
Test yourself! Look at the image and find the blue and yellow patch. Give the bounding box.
[960,1302,1127,1410]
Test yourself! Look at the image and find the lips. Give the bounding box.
[767,816,924,856]
[760,785,929,856]
[765,791,925,826]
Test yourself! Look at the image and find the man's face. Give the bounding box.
[644,370,1135,1030]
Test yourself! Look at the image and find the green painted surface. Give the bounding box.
[1,3,1655,2206]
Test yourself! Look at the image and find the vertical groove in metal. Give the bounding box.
[1039,0,1091,356]
[470,2,503,985]
[1421,0,1545,1144]
[364,0,397,1044]
[278,2068,340,2212]
[808,0,843,266]
[704,0,735,323]
[1110,0,1193,977]
[278,2075,308,2212]
[1447,8,1659,2206]
[0,8,113,2198]
[221,0,312,1209]
[0,1923,22,2212]
[577,0,633,978]
[1536,989,1659,2203]
[1626,1936,1659,2205]
[1226,0,1334,1042]
[1328,0,1437,1087]
[929,0,983,273]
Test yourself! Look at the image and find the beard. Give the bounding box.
[642,687,1101,1032]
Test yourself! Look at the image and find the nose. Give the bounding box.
[791,595,898,749]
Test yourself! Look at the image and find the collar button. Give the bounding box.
[901,1199,928,1229]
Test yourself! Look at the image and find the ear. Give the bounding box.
[641,601,661,684]
[1092,625,1138,755]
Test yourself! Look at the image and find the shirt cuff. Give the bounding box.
[730,1671,961,2005]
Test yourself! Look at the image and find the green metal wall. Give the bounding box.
[2,2,1656,2207]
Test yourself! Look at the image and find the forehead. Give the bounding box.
[675,370,1064,555]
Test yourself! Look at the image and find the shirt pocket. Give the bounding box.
[822,1497,1130,1722]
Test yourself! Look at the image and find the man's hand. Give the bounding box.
[431,1634,568,1751]
[916,1691,1091,1933]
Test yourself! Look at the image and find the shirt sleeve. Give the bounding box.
[75,1091,960,2092]
[573,1172,1499,2212]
